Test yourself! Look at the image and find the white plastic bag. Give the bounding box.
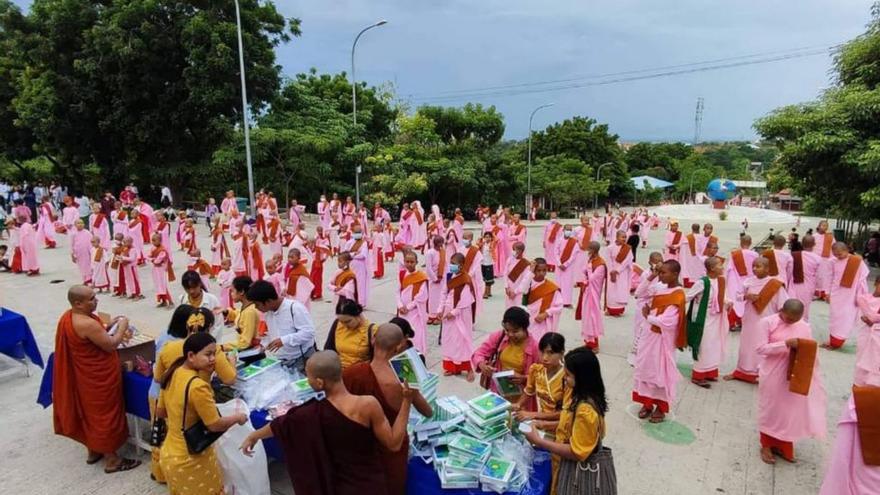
[215,399,271,495]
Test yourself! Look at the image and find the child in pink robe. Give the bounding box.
[111,206,129,239]
[685,257,730,387]
[109,234,123,294]
[504,243,531,309]
[577,244,606,351]
[328,252,357,309]
[726,237,759,330]
[542,214,563,271]
[120,237,143,299]
[70,220,93,284]
[826,244,870,349]
[90,236,110,292]
[855,278,880,386]
[489,218,508,278]
[283,249,313,309]
[89,205,111,249]
[210,218,230,274]
[554,226,580,307]
[147,234,174,306]
[175,210,187,250]
[633,260,686,423]
[441,253,476,381]
[522,258,563,339]
[789,237,821,322]
[397,252,430,354]
[726,257,789,383]
[663,223,682,261]
[811,223,835,299]
[679,225,703,287]
[370,226,385,279]
[425,237,447,324]
[36,199,57,248]
[605,231,633,316]
[216,259,234,309]
[507,215,526,252]
[344,227,370,308]
[631,253,665,365]
[127,211,146,265]
[756,304,826,464]
[264,260,285,300]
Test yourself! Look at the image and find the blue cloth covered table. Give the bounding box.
[0,308,44,368]
[250,408,552,494]
[36,352,152,420]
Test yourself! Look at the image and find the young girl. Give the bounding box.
[524,347,616,495]
[110,233,125,296]
[70,219,93,284]
[127,209,146,265]
[514,332,566,437]
[329,252,357,311]
[148,233,174,307]
[175,210,187,251]
[441,252,477,381]
[216,258,234,309]
[264,259,285,299]
[480,232,496,298]
[210,216,229,275]
[90,236,110,292]
[284,248,313,309]
[120,236,143,299]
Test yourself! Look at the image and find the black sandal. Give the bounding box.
[86,454,104,465]
[104,458,141,474]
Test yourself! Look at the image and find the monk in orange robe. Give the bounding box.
[52,285,141,473]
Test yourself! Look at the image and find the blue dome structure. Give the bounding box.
[706,179,737,201]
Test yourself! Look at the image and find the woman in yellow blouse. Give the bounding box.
[222,275,260,351]
[514,332,567,436]
[524,347,617,495]
[472,307,540,401]
[323,298,375,369]
[158,333,247,494]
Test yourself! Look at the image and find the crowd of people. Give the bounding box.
[16,184,878,495]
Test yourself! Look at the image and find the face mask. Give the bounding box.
[564,231,573,239]
[352,233,363,240]
[463,239,471,247]
[550,218,558,223]
[449,264,461,274]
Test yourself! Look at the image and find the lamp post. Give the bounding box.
[688,169,700,204]
[233,0,255,216]
[351,19,388,207]
[593,162,613,211]
[526,103,554,214]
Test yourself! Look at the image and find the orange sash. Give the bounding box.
[576,257,607,320]
[686,234,697,256]
[401,271,428,297]
[350,239,365,253]
[852,385,880,466]
[547,223,562,243]
[508,258,530,283]
[840,255,864,289]
[463,246,480,274]
[632,264,643,276]
[110,247,122,269]
[762,249,779,276]
[447,273,476,322]
[701,235,718,256]
[454,214,464,225]
[93,247,103,263]
[614,244,631,264]
[559,238,577,264]
[671,231,682,246]
[116,210,127,221]
[717,276,726,311]
[514,224,525,236]
[150,246,176,281]
[579,227,593,250]
[528,280,559,313]
[437,248,447,278]
[820,233,833,258]
[92,214,105,229]
[787,338,817,395]
[335,269,356,290]
[286,264,310,296]
[191,259,212,276]
[650,289,687,348]
[731,249,748,277]
[753,278,784,313]
[792,251,804,284]
[414,209,423,225]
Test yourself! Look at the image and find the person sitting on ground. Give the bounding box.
[240,350,414,494]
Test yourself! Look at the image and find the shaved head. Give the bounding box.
[802,235,815,250]
[753,257,769,269]
[648,251,663,264]
[704,256,722,272]
[67,285,94,305]
[773,235,786,248]
[740,234,752,248]
[781,299,805,323]
[374,323,405,351]
[306,351,342,383]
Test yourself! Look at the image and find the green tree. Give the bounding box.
[528,154,607,209]
[625,142,693,181]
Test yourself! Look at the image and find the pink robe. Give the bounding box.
[328,269,357,308]
[735,276,789,379]
[344,238,370,307]
[288,205,305,233]
[221,197,237,216]
[579,261,607,344]
[811,232,835,294]
[62,207,79,236]
[462,246,485,317]
[523,278,563,339]
[425,248,447,318]
[71,229,93,283]
[266,272,285,301]
[317,200,330,230]
[503,257,531,308]
[542,221,563,268]
[726,249,759,318]
[284,270,314,309]
[554,237,580,306]
[756,316,826,442]
[148,248,173,301]
[36,203,57,246]
[490,224,509,277]
[789,250,820,322]
[829,256,870,342]
[819,395,880,495]
[663,230,682,261]
[605,244,633,312]
[397,275,429,354]
[686,277,729,376]
[410,207,427,249]
[765,248,793,288]
[89,214,111,249]
[19,223,39,272]
[90,247,110,289]
[633,286,684,407]
[507,224,527,252]
[855,294,880,387]
[440,277,475,364]
[633,273,665,358]
[111,211,129,239]
[128,219,146,263]
[217,269,234,309]
[121,249,142,296]
[231,226,250,275]
[679,235,703,285]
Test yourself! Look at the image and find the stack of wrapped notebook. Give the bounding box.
[461,391,511,442]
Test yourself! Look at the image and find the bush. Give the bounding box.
[719,211,728,221]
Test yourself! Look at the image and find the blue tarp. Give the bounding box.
[630,175,673,190]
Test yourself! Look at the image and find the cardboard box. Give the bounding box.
[117,332,156,365]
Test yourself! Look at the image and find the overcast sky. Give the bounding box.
[12,0,876,141]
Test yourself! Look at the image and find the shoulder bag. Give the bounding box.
[182,376,223,454]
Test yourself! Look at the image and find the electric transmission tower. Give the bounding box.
[694,97,704,146]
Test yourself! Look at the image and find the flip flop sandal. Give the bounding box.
[104,458,141,474]
[637,407,653,419]
[649,411,666,423]
[86,454,104,465]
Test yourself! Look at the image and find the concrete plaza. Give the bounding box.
[0,206,858,494]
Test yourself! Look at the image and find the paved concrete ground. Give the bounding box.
[0,207,858,495]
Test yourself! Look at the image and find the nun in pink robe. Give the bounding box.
[811,230,835,297]
[62,205,79,239]
[288,201,305,233]
[503,255,531,309]
[111,209,129,239]
[344,236,370,308]
[148,245,173,304]
[605,240,633,315]
[440,273,476,375]
[685,275,730,381]
[397,271,429,354]
[410,201,427,250]
[425,245,447,320]
[36,201,57,247]
[632,284,684,414]
[578,257,606,349]
[542,219,563,270]
[725,247,759,323]
[328,268,357,308]
[632,268,665,364]
[828,254,870,347]
[317,197,330,230]
[756,314,826,460]
[90,243,110,290]
[732,274,789,382]
[521,275,563,339]
[554,232,580,306]
[490,222,509,278]
[70,225,93,283]
[789,249,820,322]
[89,211,111,249]
[284,269,314,310]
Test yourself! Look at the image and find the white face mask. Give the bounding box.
[564,231,573,239]
[463,239,472,247]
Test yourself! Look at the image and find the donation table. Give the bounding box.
[249,409,553,495]
[0,308,44,377]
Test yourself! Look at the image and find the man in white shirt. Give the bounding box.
[76,193,91,222]
[247,280,316,372]
[160,186,173,207]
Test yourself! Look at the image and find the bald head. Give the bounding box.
[588,241,601,253]
[802,234,815,250]
[704,256,722,272]
[740,234,752,248]
[781,299,805,323]
[773,235,786,249]
[306,351,342,383]
[832,241,849,259]
[67,285,94,305]
[374,323,405,351]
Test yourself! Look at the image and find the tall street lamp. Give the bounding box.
[526,103,554,214]
[351,19,388,207]
[593,162,613,211]
[688,169,701,204]
[233,0,256,216]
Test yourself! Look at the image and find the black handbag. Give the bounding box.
[182,376,223,454]
[149,416,167,447]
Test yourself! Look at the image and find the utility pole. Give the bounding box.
[693,97,704,146]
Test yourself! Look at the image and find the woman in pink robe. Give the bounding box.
[577,245,607,350]
[397,253,429,354]
[147,235,173,306]
[756,309,826,463]
[36,199,57,248]
[409,201,427,250]
[521,260,563,339]
[553,227,579,306]
[425,237,447,323]
[827,246,870,348]
[503,244,531,309]
[441,253,476,380]
[685,258,730,386]
[605,232,633,316]
[344,228,370,308]
[317,195,330,230]
[90,237,110,291]
[89,205,111,249]
[70,220,93,284]
[111,205,129,239]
